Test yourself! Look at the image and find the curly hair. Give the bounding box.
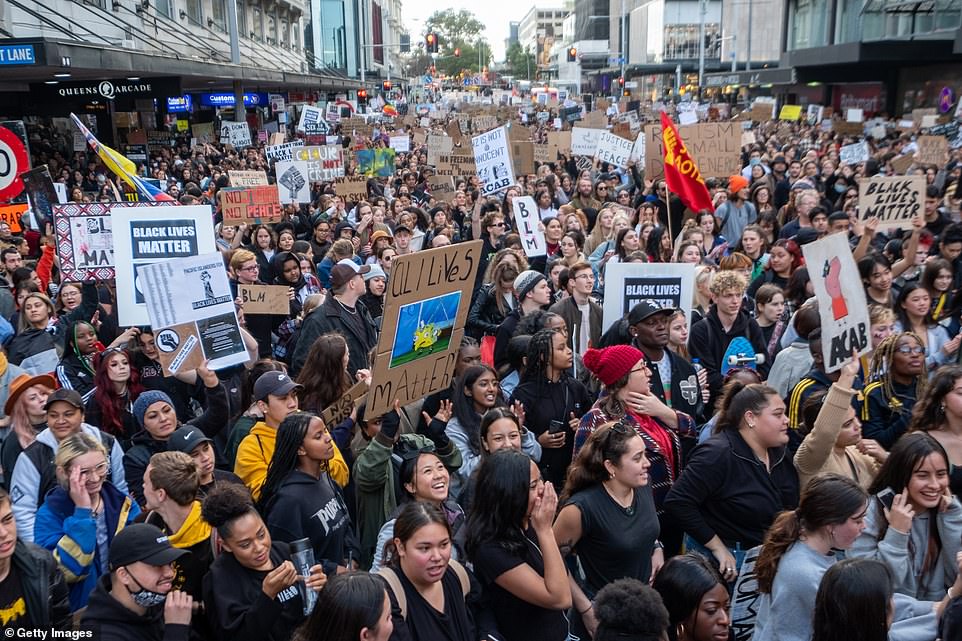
[867,332,927,409]
[594,578,670,641]
[201,482,259,539]
[708,269,747,296]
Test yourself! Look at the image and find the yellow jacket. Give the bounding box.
[234,421,350,500]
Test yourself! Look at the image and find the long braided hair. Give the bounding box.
[867,332,926,411]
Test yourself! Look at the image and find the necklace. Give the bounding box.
[90,495,102,517]
[335,298,358,315]
[602,481,635,516]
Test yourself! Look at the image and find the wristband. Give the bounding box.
[578,603,593,615]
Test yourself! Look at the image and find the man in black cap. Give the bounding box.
[167,426,243,498]
[627,301,703,422]
[291,258,377,379]
[81,523,193,641]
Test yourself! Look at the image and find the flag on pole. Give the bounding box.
[69,113,174,202]
[660,111,714,214]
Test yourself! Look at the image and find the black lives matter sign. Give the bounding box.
[623,277,682,315]
[130,220,198,259]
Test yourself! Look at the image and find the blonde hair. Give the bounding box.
[55,432,107,489]
[19,293,54,330]
[709,270,748,296]
[229,249,257,272]
[10,382,53,450]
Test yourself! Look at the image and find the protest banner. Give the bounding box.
[472,126,514,197]
[274,161,312,204]
[320,379,369,427]
[779,105,802,120]
[367,240,483,417]
[357,148,397,177]
[846,108,864,123]
[238,284,291,314]
[333,176,368,202]
[629,133,646,163]
[644,122,741,180]
[472,115,498,132]
[571,127,604,156]
[389,135,410,153]
[426,176,456,203]
[802,233,871,374]
[436,154,477,177]
[268,132,286,146]
[111,204,217,326]
[512,196,546,256]
[227,170,269,187]
[427,134,453,165]
[890,154,916,174]
[547,131,571,156]
[294,145,345,182]
[220,121,251,148]
[53,201,169,281]
[19,165,59,229]
[219,185,284,225]
[731,546,763,641]
[511,141,535,175]
[265,141,304,164]
[857,175,925,231]
[140,253,248,375]
[832,121,864,136]
[839,141,870,166]
[533,144,552,164]
[0,204,26,233]
[595,132,634,168]
[750,103,774,121]
[601,262,696,333]
[296,105,325,133]
[916,135,948,165]
[191,122,214,145]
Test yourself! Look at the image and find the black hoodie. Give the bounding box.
[262,470,361,575]
[202,541,307,641]
[81,574,189,641]
[688,304,770,405]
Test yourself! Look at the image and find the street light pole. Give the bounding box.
[697,0,706,98]
[619,0,626,85]
[746,0,753,71]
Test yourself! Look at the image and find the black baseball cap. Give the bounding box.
[166,426,213,455]
[253,371,302,402]
[628,301,677,325]
[45,389,84,411]
[108,523,188,570]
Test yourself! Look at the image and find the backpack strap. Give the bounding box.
[449,559,470,598]
[377,566,408,620]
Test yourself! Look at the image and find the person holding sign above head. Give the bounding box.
[231,249,283,359]
[291,260,377,380]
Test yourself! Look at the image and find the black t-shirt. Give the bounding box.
[471,529,569,641]
[565,483,660,597]
[0,564,26,628]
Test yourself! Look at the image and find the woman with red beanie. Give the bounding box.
[574,345,695,557]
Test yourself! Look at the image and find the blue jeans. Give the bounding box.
[684,535,747,574]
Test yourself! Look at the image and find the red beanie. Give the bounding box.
[583,345,645,387]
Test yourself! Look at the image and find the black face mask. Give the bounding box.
[124,567,168,608]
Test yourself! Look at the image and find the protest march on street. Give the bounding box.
[3,12,962,640]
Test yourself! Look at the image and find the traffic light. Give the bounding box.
[425,33,439,54]
[454,47,461,57]
[618,77,624,87]
[567,47,577,62]
[357,89,368,105]
[382,80,392,91]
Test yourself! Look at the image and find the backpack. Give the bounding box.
[377,559,470,619]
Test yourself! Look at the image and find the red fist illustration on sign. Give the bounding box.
[823,257,848,320]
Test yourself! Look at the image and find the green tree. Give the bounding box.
[505,41,535,80]
[422,9,490,76]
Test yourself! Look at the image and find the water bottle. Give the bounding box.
[290,538,318,615]
[691,358,703,375]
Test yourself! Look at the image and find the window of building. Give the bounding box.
[789,0,831,49]
[281,18,289,46]
[372,2,384,64]
[236,1,247,36]
[292,20,299,49]
[315,0,346,69]
[186,0,202,24]
[154,0,171,17]
[267,13,277,44]
[663,23,721,60]
[847,0,962,41]
[211,0,226,30]
[253,6,263,39]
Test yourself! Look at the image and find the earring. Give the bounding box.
[940,403,946,413]
[748,422,756,429]
[677,624,686,639]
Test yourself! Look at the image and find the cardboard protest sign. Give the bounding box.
[512,196,546,256]
[601,263,696,333]
[238,284,290,314]
[219,185,283,225]
[595,132,633,168]
[750,103,774,121]
[839,141,870,166]
[367,240,483,417]
[857,175,925,231]
[228,170,269,187]
[916,135,948,165]
[833,121,864,136]
[389,135,410,153]
[191,122,215,145]
[333,176,368,202]
[274,161,312,204]
[220,121,251,148]
[268,132,286,146]
[265,141,304,164]
[890,154,916,174]
[293,145,345,183]
[571,127,603,156]
[472,115,498,132]
[472,127,514,197]
[140,253,248,375]
[53,202,166,281]
[427,134,453,165]
[357,148,397,177]
[548,131,571,155]
[644,122,741,180]
[802,233,871,373]
[436,154,476,177]
[511,141,535,175]
[320,379,369,427]
[533,144,552,164]
[111,205,217,326]
[427,176,456,203]
[296,105,325,133]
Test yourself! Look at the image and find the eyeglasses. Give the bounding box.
[896,345,925,355]
[490,222,505,227]
[78,461,109,477]
[597,186,608,191]
[239,264,259,272]
[574,273,594,281]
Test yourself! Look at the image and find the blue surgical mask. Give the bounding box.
[834,184,847,194]
[750,158,761,166]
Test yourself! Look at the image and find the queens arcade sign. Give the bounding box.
[57,80,153,100]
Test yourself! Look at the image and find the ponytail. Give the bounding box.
[755,510,802,594]
[715,381,778,434]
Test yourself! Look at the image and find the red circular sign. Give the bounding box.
[0,125,29,202]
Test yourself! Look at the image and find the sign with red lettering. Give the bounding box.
[219,185,283,224]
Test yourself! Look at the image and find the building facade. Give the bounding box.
[518,2,568,76]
